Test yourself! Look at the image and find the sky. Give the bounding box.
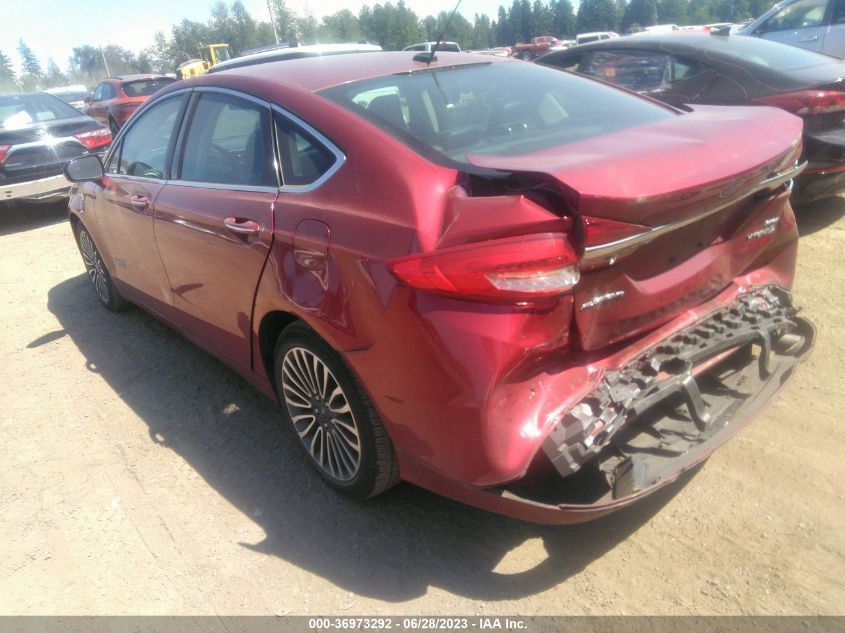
[1,0,507,74]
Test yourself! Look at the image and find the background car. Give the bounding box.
[736,0,845,58]
[539,32,845,203]
[63,53,812,524]
[83,74,176,135]
[402,41,461,52]
[1,91,110,206]
[44,84,91,111]
[208,43,383,73]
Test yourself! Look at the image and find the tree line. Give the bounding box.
[1,0,777,93]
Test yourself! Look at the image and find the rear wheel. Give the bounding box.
[109,117,119,137]
[75,224,129,311]
[274,322,399,498]
[521,50,533,61]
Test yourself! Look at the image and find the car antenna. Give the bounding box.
[414,0,462,65]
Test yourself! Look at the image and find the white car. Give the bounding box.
[209,43,383,73]
[576,32,620,45]
[402,41,461,53]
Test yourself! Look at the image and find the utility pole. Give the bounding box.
[100,47,111,76]
[267,0,281,45]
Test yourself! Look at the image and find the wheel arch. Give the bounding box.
[256,309,301,391]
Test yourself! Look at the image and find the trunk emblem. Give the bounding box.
[746,216,780,241]
[581,290,625,310]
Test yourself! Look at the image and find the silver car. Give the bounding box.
[737,0,845,58]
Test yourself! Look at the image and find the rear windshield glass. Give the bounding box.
[319,62,673,165]
[122,78,176,97]
[0,93,82,130]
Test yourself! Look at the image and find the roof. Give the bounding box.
[209,51,504,92]
[107,74,171,82]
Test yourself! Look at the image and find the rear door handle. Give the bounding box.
[799,35,820,42]
[129,194,149,209]
[223,216,261,235]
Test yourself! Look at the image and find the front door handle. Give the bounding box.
[129,194,149,209]
[223,216,260,235]
[800,35,820,42]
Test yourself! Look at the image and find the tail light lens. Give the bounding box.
[0,144,9,163]
[751,90,845,116]
[74,128,112,150]
[388,233,580,303]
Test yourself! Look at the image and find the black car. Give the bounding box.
[538,33,845,204]
[1,92,111,205]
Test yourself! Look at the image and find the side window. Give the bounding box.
[274,111,338,187]
[830,0,845,23]
[104,84,117,100]
[93,83,105,102]
[760,0,827,32]
[118,95,185,179]
[546,53,584,72]
[179,92,275,187]
[579,51,671,93]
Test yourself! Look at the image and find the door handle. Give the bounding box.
[799,35,820,42]
[129,194,149,208]
[223,216,261,235]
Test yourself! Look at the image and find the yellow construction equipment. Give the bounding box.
[177,44,231,79]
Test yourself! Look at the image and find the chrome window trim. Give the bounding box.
[165,180,279,194]
[271,104,346,193]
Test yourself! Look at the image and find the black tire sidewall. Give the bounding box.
[73,223,125,312]
[274,324,382,498]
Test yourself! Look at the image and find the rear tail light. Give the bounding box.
[73,128,112,150]
[751,90,845,116]
[0,144,9,164]
[388,233,580,303]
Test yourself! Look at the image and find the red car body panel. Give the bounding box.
[68,53,813,523]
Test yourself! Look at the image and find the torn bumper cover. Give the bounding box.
[480,285,814,524]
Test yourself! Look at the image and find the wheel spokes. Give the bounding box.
[280,346,362,482]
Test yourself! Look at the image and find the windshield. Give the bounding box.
[0,93,82,130]
[320,62,674,165]
[122,78,176,97]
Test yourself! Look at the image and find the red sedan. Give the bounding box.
[63,53,814,524]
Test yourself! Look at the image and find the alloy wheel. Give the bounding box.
[281,346,362,481]
[78,229,110,305]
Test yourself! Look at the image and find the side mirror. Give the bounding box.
[84,95,93,104]
[64,155,104,182]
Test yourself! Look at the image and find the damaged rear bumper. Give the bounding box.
[426,286,814,524]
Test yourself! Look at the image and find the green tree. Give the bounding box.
[0,50,16,91]
[495,5,511,45]
[532,0,554,34]
[320,10,362,42]
[297,11,320,44]
[18,39,43,90]
[577,0,619,32]
[269,0,299,44]
[552,0,577,37]
[172,19,213,63]
[623,0,659,29]
[658,0,689,24]
[470,13,494,49]
[359,2,423,50]
[43,59,67,88]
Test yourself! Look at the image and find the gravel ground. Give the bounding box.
[0,199,843,615]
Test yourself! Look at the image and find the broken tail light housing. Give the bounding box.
[751,90,845,116]
[0,144,9,164]
[73,128,112,151]
[388,232,580,303]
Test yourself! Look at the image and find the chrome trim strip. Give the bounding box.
[165,180,278,194]
[271,104,346,193]
[582,161,807,265]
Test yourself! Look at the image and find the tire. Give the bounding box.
[109,117,119,137]
[521,50,533,61]
[274,322,399,498]
[74,223,129,312]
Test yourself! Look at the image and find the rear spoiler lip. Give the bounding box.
[581,160,807,265]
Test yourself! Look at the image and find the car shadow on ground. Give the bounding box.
[0,200,69,237]
[45,273,696,602]
[794,196,845,237]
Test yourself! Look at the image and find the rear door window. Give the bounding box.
[761,0,828,32]
[578,51,672,93]
[117,95,185,179]
[178,92,276,187]
[275,111,339,187]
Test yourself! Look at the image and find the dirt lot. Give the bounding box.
[0,199,843,615]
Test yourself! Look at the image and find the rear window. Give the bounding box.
[122,78,176,97]
[320,62,673,165]
[707,35,838,71]
[0,93,82,130]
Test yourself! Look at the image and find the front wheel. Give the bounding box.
[274,322,399,498]
[521,50,533,61]
[75,224,129,311]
